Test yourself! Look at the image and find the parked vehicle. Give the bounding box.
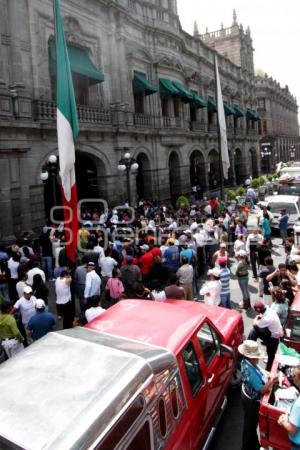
[263,195,300,232]
[0,299,243,450]
[283,293,300,352]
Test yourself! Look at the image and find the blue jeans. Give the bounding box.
[42,256,53,279]
[220,293,231,309]
[238,277,250,301]
[0,283,9,301]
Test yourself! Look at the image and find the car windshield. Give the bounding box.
[278,185,300,195]
[268,202,297,215]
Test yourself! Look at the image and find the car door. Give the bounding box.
[178,340,210,450]
[195,321,231,428]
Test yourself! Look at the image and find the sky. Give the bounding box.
[177,0,300,120]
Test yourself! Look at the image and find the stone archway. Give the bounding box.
[190,150,206,190]
[136,153,151,201]
[75,151,107,201]
[169,151,181,201]
[208,149,219,189]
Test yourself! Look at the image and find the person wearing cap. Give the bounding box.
[248,300,283,371]
[163,238,180,274]
[236,250,251,310]
[278,208,289,245]
[138,244,154,280]
[199,268,221,306]
[12,286,37,344]
[27,299,55,341]
[239,340,278,450]
[0,300,24,358]
[84,262,101,302]
[278,368,300,449]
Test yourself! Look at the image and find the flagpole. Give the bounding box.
[214,52,224,200]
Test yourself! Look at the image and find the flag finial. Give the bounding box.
[193,20,199,36]
[233,9,237,25]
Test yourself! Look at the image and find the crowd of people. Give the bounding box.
[0,192,300,447]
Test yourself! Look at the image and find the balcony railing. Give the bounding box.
[133,113,152,127]
[190,121,207,132]
[208,123,218,133]
[34,100,111,125]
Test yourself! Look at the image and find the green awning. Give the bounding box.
[224,103,236,115]
[234,105,245,117]
[132,73,157,96]
[171,81,194,103]
[192,93,207,108]
[207,97,217,112]
[246,109,260,121]
[49,39,104,85]
[159,78,180,97]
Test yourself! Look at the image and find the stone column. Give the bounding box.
[0,157,15,242]
[19,154,33,232]
[7,0,24,84]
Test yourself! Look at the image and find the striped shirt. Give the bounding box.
[220,267,231,295]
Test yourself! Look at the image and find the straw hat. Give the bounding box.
[238,340,265,359]
[207,268,220,278]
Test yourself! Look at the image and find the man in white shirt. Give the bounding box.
[84,262,101,301]
[85,295,106,322]
[246,228,263,280]
[99,253,118,278]
[27,262,46,286]
[248,301,283,371]
[12,285,37,345]
[193,224,208,276]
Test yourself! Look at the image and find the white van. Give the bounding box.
[264,195,300,232]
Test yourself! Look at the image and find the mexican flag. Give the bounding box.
[54,0,79,262]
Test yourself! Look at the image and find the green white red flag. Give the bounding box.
[54,0,79,262]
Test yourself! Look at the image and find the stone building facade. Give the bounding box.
[255,74,299,172]
[0,0,264,239]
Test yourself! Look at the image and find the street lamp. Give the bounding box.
[40,154,59,207]
[117,152,139,205]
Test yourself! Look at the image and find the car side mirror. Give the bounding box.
[220,344,234,358]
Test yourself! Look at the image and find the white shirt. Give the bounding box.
[16,281,29,299]
[55,277,71,305]
[85,306,106,322]
[204,204,212,215]
[8,258,19,279]
[200,280,221,306]
[100,257,118,277]
[14,296,37,325]
[27,267,46,286]
[234,240,246,254]
[152,290,167,302]
[245,233,263,254]
[84,270,101,299]
[256,306,283,338]
[193,230,208,248]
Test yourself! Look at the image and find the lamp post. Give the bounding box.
[117,152,139,206]
[40,154,59,210]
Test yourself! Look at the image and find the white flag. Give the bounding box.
[215,55,230,179]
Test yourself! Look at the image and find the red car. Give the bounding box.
[87,299,243,450]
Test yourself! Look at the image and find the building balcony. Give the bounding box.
[133,113,153,128]
[247,128,258,136]
[190,121,207,133]
[33,100,112,126]
[208,123,218,134]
